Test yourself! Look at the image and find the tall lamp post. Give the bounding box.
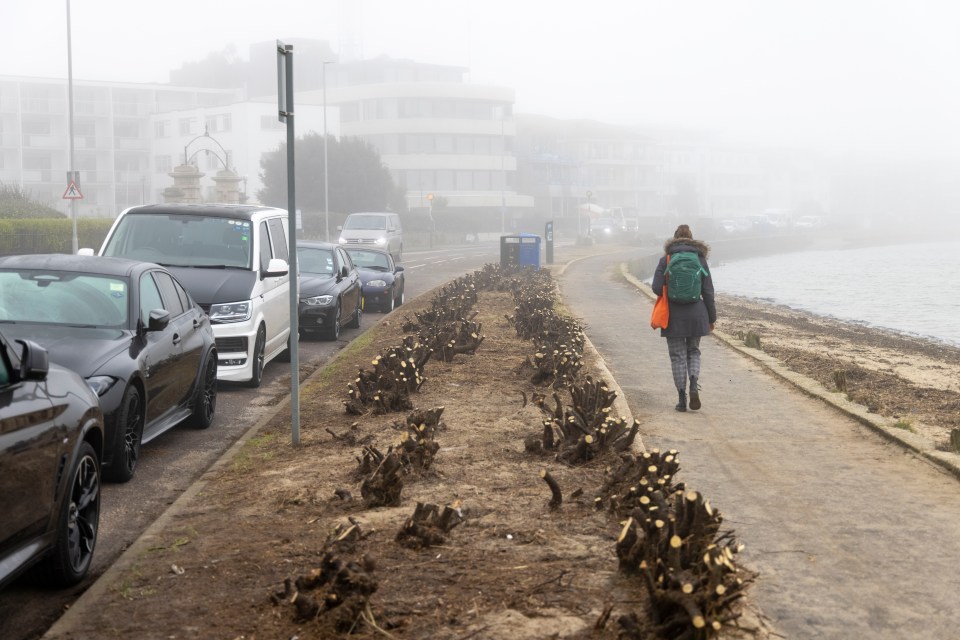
[66,0,78,253]
[323,61,332,242]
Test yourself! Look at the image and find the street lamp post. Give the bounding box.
[499,108,506,234]
[66,0,77,253]
[323,61,332,242]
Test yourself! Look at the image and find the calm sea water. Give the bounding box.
[709,241,960,346]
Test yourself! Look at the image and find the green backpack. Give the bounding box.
[665,251,708,304]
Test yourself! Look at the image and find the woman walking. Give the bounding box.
[651,224,717,412]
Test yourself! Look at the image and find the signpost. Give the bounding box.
[277,40,301,446]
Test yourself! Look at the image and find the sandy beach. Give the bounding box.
[715,292,960,449]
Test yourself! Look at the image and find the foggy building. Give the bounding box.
[296,56,534,220]
[0,75,239,217]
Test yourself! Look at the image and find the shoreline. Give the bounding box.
[715,292,960,447]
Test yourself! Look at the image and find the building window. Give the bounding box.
[22,119,51,135]
[155,155,172,173]
[436,170,454,190]
[221,114,232,132]
[455,171,472,190]
[260,115,284,130]
[179,118,196,136]
[473,171,491,190]
[114,121,140,138]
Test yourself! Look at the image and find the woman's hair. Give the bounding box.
[674,224,693,239]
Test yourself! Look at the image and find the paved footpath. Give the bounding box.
[559,250,960,639]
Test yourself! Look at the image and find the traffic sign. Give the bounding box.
[63,180,84,200]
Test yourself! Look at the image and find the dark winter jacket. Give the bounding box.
[651,237,717,338]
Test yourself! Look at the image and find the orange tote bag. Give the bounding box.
[650,256,669,329]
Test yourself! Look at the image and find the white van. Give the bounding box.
[95,203,292,387]
[338,212,403,261]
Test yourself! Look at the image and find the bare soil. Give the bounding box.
[54,284,767,640]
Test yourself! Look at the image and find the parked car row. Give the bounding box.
[1,203,408,592]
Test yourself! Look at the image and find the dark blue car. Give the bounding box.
[343,247,405,313]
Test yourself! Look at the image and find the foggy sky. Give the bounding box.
[2,0,959,163]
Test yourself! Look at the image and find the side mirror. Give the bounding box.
[77,247,96,256]
[341,265,349,278]
[336,225,343,231]
[147,309,171,332]
[395,265,405,273]
[263,258,289,278]
[15,339,49,381]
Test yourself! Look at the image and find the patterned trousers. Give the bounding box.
[666,336,701,391]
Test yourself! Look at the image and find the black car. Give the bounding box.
[0,331,104,589]
[0,254,218,483]
[343,247,405,313]
[295,241,363,341]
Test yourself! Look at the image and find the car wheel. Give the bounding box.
[325,302,341,341]
[188,351,218,429]
[37,441,100,587]
[396,286,405,307]
[245,325,266,388]
[383,291,395,313]
[348,295,362,328]
[103,385,143,483]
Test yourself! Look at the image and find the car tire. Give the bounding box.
[245,325,266,388]
[325,301,341,341]
[348,295,362,328]
[396,287,404,307]
[383,291,395,313]
[37,441,100,587]
[188,351,217,429]
[103,385,143,483]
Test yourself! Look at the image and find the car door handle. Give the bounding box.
[172,333,182,345]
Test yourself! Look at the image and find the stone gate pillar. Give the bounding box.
[212,168,243,204]
[168,164,205,204]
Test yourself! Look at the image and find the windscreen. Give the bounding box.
[342,214,387,231]
[103,213,253,268]
[0,270,129,328]
[346,249,390,270]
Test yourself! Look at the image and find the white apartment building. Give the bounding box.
[0,75,239,217]
[0,75,333,216]
[297,58,534,215]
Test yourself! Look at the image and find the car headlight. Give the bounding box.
[86,375,118,397]
[209,301,252,323]
[374,237,386,246]
[302,294,334,306]
[366,279,387,288]
[338,236,347,244]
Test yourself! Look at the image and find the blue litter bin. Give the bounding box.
[500,233,541,270]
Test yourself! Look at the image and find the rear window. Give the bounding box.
[103,213,253,268]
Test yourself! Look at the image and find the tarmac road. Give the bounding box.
[559,249,960,638]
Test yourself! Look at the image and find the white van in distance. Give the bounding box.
[338,212,403,261]
[93,203,292,387]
